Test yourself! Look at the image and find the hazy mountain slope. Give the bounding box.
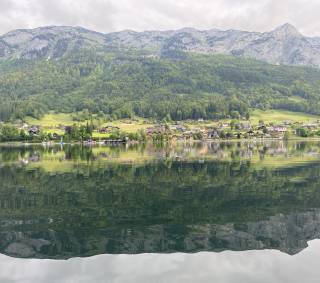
[1,24,320,67]
[0,26,106,60]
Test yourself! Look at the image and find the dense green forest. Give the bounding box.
[1,49,320,121]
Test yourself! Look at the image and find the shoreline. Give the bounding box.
[1,137,320,147]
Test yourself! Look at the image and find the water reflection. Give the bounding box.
[0,141,320,259]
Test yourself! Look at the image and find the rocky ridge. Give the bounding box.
[1,24,320,67]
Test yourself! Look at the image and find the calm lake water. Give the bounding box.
[1,141,320,282]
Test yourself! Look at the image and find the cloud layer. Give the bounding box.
[0,0,319,36]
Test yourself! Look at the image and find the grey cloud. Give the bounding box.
[0,0,319,36]
[32,0,117,31]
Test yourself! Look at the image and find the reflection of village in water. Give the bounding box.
[1,141,320,169]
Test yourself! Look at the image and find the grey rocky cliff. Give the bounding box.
[1,24,320,67]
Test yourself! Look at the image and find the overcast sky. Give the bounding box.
[0,0,319,36]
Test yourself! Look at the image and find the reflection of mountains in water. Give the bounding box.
[1,146,320,259]
[1,209,320,259]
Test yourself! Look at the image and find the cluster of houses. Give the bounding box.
[99,126,120,133]
[145,119,320,140]
[12,118,320,143]
[20,124,41,136]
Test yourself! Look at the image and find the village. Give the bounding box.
[2,116,320,144]
[144,119,320,141]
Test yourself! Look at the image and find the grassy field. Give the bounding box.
[249,110,320,125]
[25,113,155,135]
[25,113,76,127]
[25,113,76,135]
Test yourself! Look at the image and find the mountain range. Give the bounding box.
[1,23,320,122]
[1,23,320,67]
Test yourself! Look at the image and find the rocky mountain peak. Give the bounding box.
[270,23,302,38]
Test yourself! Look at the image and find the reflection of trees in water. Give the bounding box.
[0,142,320,258]
[1,150,320,225]
[0,156,319,258]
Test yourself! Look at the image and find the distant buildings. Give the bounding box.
[267,126,288,138]
[146,125,168,137]
[28,126,40,136]
[99,126,120,133]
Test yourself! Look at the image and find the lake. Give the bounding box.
[1,140,320,282]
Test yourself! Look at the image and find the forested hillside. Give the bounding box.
[1,50,320,121]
